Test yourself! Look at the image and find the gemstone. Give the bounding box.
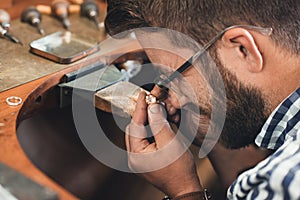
[145,94,157,104]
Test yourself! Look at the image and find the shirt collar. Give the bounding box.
[255,87,300,150]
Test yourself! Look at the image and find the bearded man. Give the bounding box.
[104,0,300,199]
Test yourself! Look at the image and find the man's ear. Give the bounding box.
[221,28,263,73]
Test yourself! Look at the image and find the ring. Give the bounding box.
[145,94,160,104]
[6,96,22,106]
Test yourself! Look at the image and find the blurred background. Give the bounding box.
[1,0,106,20]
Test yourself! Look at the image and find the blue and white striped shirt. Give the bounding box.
[227,87,300,199]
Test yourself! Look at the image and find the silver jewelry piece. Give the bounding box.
[145,94,158,104]
[6,96,22,106]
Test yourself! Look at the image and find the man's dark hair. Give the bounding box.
[105,0,299,54]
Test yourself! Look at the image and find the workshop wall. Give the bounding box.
[0,0,13,9]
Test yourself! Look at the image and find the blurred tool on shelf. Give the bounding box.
[51,0,71,29]
[51,0,73,29]
[3,0,107,20]
[80,0,101,30]
[35,0,81,30]
[0,9,22,45]
[21,6,45,35]
[0,9,10,29]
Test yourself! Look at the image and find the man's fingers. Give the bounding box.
[126,122,149,152]
[132,91,147,125]
[150,85,163,98]
[126,91,150,153]
[166,102,177,115]
[151,84,168,101]
[148,103,175,148]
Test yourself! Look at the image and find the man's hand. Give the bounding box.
[125,91,202,198]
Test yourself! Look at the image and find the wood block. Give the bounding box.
[94,81,149,117]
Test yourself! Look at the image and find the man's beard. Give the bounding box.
[217,65,269,148]
[193,51,270,149]
[180,49,270,149]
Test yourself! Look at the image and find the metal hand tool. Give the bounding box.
[0,9,22,45]
[51,0,71,29]
[21,7,45,35]
[0,9,10,29]
[80,0,101,30]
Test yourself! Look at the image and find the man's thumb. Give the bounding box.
[148,103,171,136]
[148,103,167,120]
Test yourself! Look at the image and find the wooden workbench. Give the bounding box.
[0,10,142,200]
